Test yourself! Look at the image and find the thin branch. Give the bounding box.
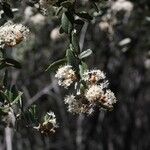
[76,114,84,150]
[5,127,13,150]
[24,84,53,110]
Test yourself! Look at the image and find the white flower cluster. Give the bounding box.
[84,70,117,109]
[35,112,58,135]
[55,66,117,114]
[102,90,117,107]
[0,21,30,48]
[55,65,76,88]
[83,69,106,84]
[85,85,104,102]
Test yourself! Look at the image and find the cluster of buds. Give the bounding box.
[35,112,58,135]
[0,21,30,48]
[55,65,117,115]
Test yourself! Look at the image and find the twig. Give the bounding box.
[50,79,74,149]
[76,114,84,150]
[24,84,53,110]
[5,127,13,150]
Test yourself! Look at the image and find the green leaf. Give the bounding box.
[27,105,38,122]
[91,1,99,12]
[6,90,13,102]
[55,6,63,16]
[79,61,88,78]
[66,48,76,66]
[46,58,67,72]
[3,58,22,69]
[79,49,93,59]
[0,61,6,70]
[61,11,73,34]
[3,70,8,87]
[0,90,9,103]
[76,12,93,20]
[61,1,72,8]
[0,107,8,116]
[11,85,18,100]
[11,91,23,105]
[71,30,80,53]
[10,85,23,105]
[0,91,5,103]
[59,26,64,34]
[0,50,3,59]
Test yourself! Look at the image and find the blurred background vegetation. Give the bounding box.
[0,0,150,149]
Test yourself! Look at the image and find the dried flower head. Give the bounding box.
[64,94,93,115]
[85,85,104,103]
[35,112,58,135]
[55,65,76,88]
[0,21,30,48]
[83,69,106,84]
[100,90,117,109]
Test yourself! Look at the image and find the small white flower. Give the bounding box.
[83,69,106,84]
[64,94,76,105]
[100,90,117,107]
[55,65,76,88]
[35,111,58,135]
[0,21,30,48]
[100,80,109,89]
[45,111,57,126]
[85,85,104,102]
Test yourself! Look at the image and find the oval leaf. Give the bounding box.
[71,30,80,53]
[79,49,93,59]
[61,11,73,34]
[4,58,22,69]
[76,12,93,20]
[46,58,67,72]
[61,1,72,8]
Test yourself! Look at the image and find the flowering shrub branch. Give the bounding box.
[0,0,118,136]
[44,0,117,114]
